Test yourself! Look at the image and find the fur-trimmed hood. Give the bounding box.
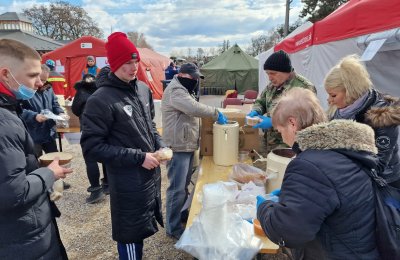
[365,94,400,128]
[73,80,97,94]
[297,119,378,154]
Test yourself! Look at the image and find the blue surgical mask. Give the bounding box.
[7,70,37,100]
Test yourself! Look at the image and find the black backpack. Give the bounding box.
[366,168,400,260]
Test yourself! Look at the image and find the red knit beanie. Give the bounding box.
[105,32,140,72]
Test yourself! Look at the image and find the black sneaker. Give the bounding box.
[102,184,110,195]
[87,186,101,193]
[63,181,71,190]
[86,189,105,204]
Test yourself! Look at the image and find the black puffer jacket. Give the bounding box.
[80,67,165,243]
[258,120,379,259]
[332,89,400,184]
[0,92,61,259]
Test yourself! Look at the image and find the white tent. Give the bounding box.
[258,0,400,108]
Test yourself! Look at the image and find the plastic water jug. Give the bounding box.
[266,148,296,192]
[213,121,239,166]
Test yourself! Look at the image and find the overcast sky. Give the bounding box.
[1,0,304,56]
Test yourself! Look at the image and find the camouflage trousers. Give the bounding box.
[263,130,288,154]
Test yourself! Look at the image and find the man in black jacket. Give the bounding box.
[0,39,72,259]
[80,32,165,260]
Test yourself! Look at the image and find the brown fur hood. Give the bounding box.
[364,95,400,128]
[297,119,378,154]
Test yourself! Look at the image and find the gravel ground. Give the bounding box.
[56,138,287,260]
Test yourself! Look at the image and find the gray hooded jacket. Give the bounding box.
[162,76,218,152]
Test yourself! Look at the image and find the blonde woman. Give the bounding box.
[325,55,400,187]
[257,88,379,259]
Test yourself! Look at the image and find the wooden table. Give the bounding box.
[186,156,279,254]
[56,127,80,152]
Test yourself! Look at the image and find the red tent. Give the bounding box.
[274,0,400,53]
[42,36,170,99]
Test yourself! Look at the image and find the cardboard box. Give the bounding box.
[200,111,260,156]
[64,105,80,128]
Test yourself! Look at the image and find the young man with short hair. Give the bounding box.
[80,32,165,260]
[0,38,72,259]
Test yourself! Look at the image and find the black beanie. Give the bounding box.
[263,50,292,72]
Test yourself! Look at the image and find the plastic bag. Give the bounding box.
[236,181,266,204]
[50,179,64,201]
[230,163,267,186]
[176,182,262,260]
[56,119,69,128]
[41,109,66,121]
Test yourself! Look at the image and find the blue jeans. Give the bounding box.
[166,152,194,238]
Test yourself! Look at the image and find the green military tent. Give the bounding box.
[200,44,258,94]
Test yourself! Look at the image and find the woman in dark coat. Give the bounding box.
[257,88,379,259]
[325,54,400,187]
[72,74,108,204]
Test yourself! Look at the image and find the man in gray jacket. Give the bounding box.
[162,63,227,239]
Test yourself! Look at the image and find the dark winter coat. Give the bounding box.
[257,120,379,260]
[80,67,165,243]
[0,92,62,259]
[332,89,400,184]
[21,87,64,144]
[71,79,97,120]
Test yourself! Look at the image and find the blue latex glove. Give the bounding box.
[247,110,260,117]
[246,218,254,224]
[253,115,273,129]
[217,111,228,124]
[257,193,279,209]
[256,195,266,209]
[271,189,281,196]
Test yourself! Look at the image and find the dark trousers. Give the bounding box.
[117,241,143,260]
[34,139,58,158]
[83,153,108,188]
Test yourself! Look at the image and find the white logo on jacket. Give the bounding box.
[123,105,133,117]
[376,136,390,149]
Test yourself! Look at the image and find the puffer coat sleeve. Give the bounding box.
[0,109,55,211]
[257,157,340,247]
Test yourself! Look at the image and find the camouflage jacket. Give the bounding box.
[253,73,316,148]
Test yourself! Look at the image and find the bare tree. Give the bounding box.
[126,32,153,50]
[218,39,231,54]
[196,48,204,60]
[276,19,304,38]
[246,29,281,56]
[23,1,103,40]
[187,47,192,58]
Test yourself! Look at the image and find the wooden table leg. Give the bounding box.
[58,133,63,152]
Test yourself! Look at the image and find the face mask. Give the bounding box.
[7,70,37,100]
[178,76,198,93]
